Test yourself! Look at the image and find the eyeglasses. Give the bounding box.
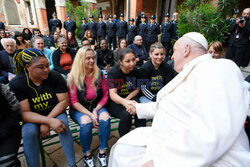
[137,39,143,41]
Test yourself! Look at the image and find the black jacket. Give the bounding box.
[96,49,114,69]
[0,84,21,142]
[0,50,16,84]
[52,47,76,75]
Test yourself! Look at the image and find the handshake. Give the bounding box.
[123,100,138,115]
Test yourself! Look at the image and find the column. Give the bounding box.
[34,0,49,34]
[55,0,66,35]
[129,0,142,20]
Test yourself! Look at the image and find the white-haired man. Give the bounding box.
[109,32,250,167]
[0,38,17,84]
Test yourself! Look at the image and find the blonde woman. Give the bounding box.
[67,47,110,167]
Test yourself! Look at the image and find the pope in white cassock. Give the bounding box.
[108,32,250,167]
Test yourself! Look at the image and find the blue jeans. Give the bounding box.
[70,107,110,154]
[139,96,152,103]
[22,113,76,167]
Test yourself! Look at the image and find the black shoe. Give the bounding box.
[97,153,107,167]
[83,155,95,167]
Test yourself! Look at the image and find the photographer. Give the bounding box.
[225,8,250,67]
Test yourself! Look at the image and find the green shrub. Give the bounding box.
[65,0,98,39]
[177,0,233,43]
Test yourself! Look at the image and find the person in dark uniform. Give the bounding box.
[225,14,250,67]
[81,17,88,39]
[116,13,128,41]
[171,12,178,40]
[87,15,97,45]
[161,13,174,61]
[49,12,62,34]
[63,14,77,35]
[107,15,117,50]
[97,15,107,44]
[128,18,137,45]
[139,14,148,49]
[146,15,160,52]
[136,12,141,29]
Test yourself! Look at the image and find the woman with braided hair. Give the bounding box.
[9,48,76,167]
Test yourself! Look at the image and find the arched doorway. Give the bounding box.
[46,0,56,24]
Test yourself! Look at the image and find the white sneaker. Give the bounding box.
[83,155,95,167]
[97,153,108,167]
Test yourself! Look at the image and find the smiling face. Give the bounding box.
[17,35,23,42]
[150,48,165,67]
[119,39,127,49]
[208,46,221,59]
[26,57,50,82]
[85,50,95,71]
[58,38,68,51]
[67,32,73,39]
[100,40,108,50]
[33,38,44,51]
[120,53,136,73]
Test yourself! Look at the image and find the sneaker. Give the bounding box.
[83,155,95,167]
[97,153,108,167]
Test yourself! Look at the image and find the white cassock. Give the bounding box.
[109,54,250,167]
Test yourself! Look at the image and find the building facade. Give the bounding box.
[0,0,96,34]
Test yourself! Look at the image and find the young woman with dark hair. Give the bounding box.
[107,48,146,137]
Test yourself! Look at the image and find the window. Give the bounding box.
[3,0,21,25]
[24,0,35,25]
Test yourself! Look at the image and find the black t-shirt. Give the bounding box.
[10,71,67,116]
[107,65,139,98]
[140,60,176,95]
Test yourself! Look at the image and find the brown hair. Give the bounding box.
[208,41,224,55]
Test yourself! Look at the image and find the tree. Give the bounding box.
[66,0,98,38]
[177,0,235,43]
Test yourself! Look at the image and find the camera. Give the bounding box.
[234,9,240,15]
[239,17,246,24]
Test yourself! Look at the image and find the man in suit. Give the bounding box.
[0,38,16,84]
[161,13,174,61]
[63,14,76,35]
[49,12,62,34]
[109,32,250,167]
[87,15,97,44]
[146,15,160,52]
[116,13,128,41]
[107,15,117,50]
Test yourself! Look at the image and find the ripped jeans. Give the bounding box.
[69,108,110,154]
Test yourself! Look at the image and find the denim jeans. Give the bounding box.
[22,113,76,167]
[70,107,110,154]
[139,96,152,103]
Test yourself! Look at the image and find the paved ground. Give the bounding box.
[17,66,250,167]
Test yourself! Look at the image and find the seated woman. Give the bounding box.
[139,42,176,103]
[52,37,76,77]
[14,31,30,50]
[113,38,127,64]
[10,48,76,167]
[68,47,110,167]
[84,30,96,50]
[96,39,114,73]
[208,41,224,59]
[22,28,33,43]
[66,31,79,51]
[108,48,146,137]
[0,83,21,167]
